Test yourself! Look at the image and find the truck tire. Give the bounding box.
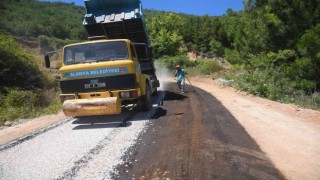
[152,87,158,96]
[140,85,152,111]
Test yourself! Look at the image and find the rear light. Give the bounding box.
[60,95,75,103]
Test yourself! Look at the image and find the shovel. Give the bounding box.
[186,76,196,92]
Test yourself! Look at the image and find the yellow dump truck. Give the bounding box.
[45,0,159,116]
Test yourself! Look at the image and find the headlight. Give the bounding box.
[120,92,130,98]
[120,90,138,99]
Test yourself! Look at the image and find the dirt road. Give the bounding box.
[0,78,319,180]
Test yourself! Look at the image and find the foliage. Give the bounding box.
[0,34,60,124]
[157,55,199,69]
[298,23,320,80]
[0,0,85,123]
[157,55,223,76]
[38,35,81,52]
[210,39,224,57]
[197,61,223,75]
[225,50,319,109]
[247,0,320,50]
[147,13,184,57]
[212,0,320,109]
[0,0,86,40]
[0,34,46,90]
[0,88,61,124]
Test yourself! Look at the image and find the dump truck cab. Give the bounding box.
[45,0,159,116]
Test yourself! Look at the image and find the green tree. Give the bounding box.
[298,24,320,81]
[209,38,223,56]
[147,13,184,57]
[245,0,320,50]
[0,0,86,40]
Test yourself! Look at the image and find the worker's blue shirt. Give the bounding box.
[175,69,186,82]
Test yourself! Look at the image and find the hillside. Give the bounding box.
[0,0,86,40]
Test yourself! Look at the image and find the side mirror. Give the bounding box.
[44,54,50,68]
[54,73,61,80]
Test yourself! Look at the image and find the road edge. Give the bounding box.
[0,117,73,152]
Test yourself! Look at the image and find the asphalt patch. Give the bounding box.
[151,107,167,119]
[163,91,188,101]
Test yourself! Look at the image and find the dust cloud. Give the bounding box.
[155,63,173,91]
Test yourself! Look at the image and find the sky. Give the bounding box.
[43,0,244,16]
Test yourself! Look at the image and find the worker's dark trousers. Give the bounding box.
[177,80,185,92]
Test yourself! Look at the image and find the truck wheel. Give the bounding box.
[152,87,158,96]
[140,85,152,111]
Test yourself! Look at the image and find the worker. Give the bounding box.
[174,64,187,93]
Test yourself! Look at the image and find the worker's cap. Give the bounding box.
[175,65,181,69]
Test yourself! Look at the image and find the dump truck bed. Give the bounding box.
[83,0,150,45]
[83,0,155,75]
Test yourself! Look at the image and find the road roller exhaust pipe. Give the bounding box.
[63,97,121,116]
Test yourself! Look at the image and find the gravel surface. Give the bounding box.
[0,118,121,179]
[0,117,72,151]
[73,112,153,180]
[0,92,164,180]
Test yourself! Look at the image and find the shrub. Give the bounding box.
[5,89,37,108]
[38,35,81,52]
[0,34,61,123]
[0,89,61,122]
[158,55,199,69]
[157,55,224,76]
[224,48,243,64]
[197,61,223,75]
[0,33,46,90]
